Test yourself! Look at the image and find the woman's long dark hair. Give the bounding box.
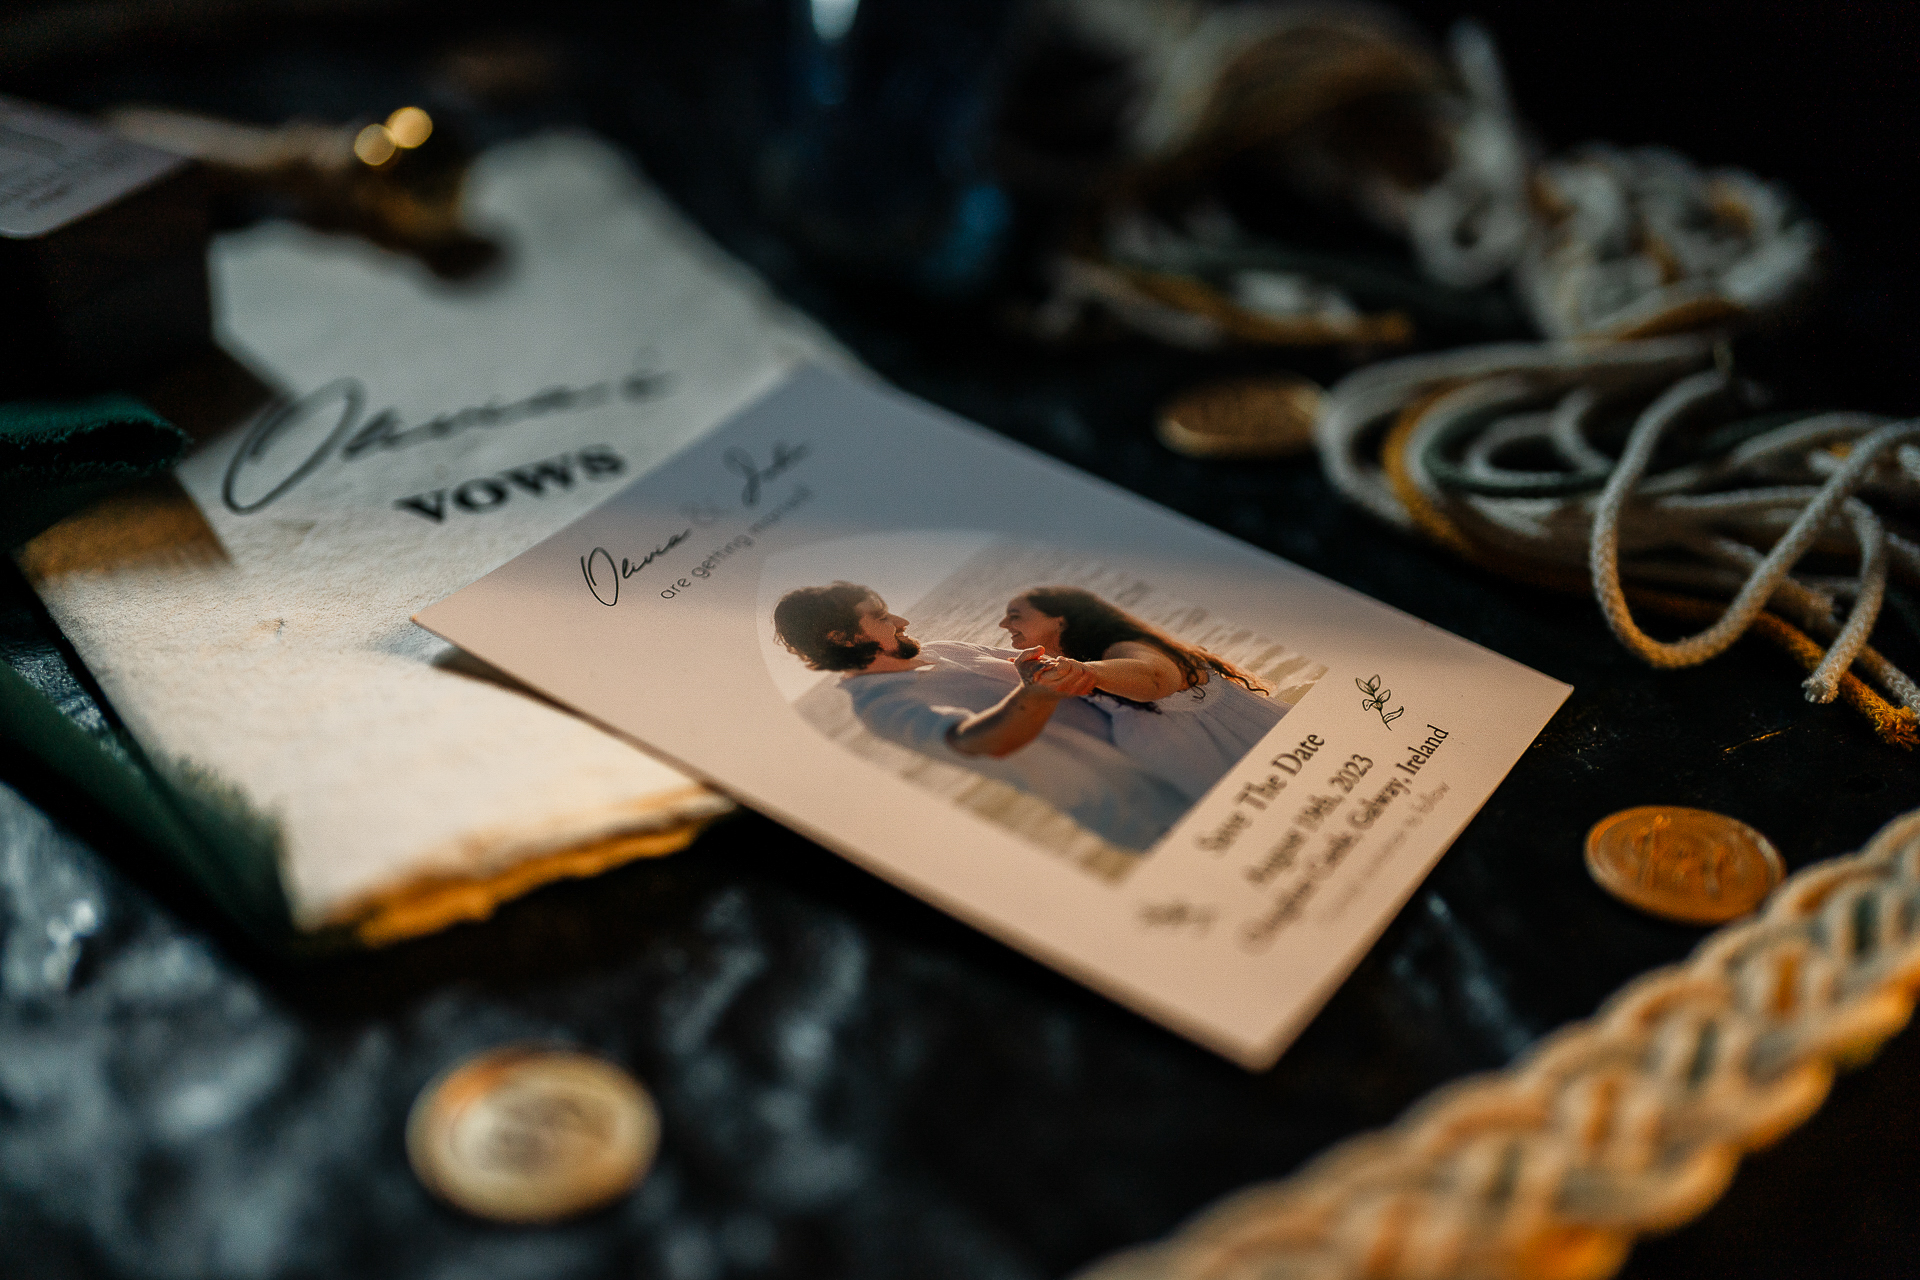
[1019,586,1271,701]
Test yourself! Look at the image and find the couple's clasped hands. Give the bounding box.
[946,647,1098,758]
[1014,648,1097,698]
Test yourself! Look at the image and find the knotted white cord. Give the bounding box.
[1314,335,1716,528]
[1678,532,1920,709]
[1317,339,1920,716]
[1592,403,1919,696]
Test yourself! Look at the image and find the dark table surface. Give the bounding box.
[4,3,1919,1277]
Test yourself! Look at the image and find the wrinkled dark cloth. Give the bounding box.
[5,474,1920,1278]
[0,396,187,549]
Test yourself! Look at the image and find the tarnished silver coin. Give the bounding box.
[1585,806,1785,925]
[1155,375,1324,460]
[407,1045,659,1223]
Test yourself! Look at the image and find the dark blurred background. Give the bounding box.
[7,0,1917,410]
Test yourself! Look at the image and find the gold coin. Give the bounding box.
[407,1046,659,1223]
[1584,806,1785,925]
[1155,375,1324,460]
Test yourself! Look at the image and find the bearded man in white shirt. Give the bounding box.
[773,581,1187,852]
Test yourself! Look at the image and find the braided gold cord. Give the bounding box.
[1079,808,1920,1280]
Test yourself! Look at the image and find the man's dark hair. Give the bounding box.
[774,581,879,672]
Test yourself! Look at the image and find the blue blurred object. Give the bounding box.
[761,0,1027,295]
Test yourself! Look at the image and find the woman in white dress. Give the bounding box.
[999,587,1287,803]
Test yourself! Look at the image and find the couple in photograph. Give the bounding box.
[773,581,1287,852]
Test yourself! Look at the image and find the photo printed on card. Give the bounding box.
[416,368,1570,1068]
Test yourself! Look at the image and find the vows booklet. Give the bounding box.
[21,135,840,938]
[418,368,1570,1068]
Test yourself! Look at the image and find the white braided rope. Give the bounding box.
[1079,807,1920,1280]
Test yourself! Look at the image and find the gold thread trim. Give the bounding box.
[347,819,712,947]
[1078,807,1920,1280]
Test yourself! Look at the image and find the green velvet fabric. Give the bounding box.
[1,396,189,549]
[0,658,296,945]
[1,395,300,945]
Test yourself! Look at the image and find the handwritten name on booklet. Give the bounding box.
[221,357,671,515]
[580,530,692,606]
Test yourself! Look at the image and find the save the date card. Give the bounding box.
[416,368,1569,1068]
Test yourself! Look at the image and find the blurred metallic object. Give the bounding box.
[107,103,497,278]
[385,105,433,149]
[352,122,399,167]
[1585,806,1785,924]
[1156,374,1323,458]
[407,1045,660,1224]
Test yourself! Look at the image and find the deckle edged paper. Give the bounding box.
[19,133,844,934]
[417,368,1572,1067]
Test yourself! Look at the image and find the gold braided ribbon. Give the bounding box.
[1078,806,1920,1280]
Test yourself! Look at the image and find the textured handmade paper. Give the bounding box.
[22,134,841,929]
